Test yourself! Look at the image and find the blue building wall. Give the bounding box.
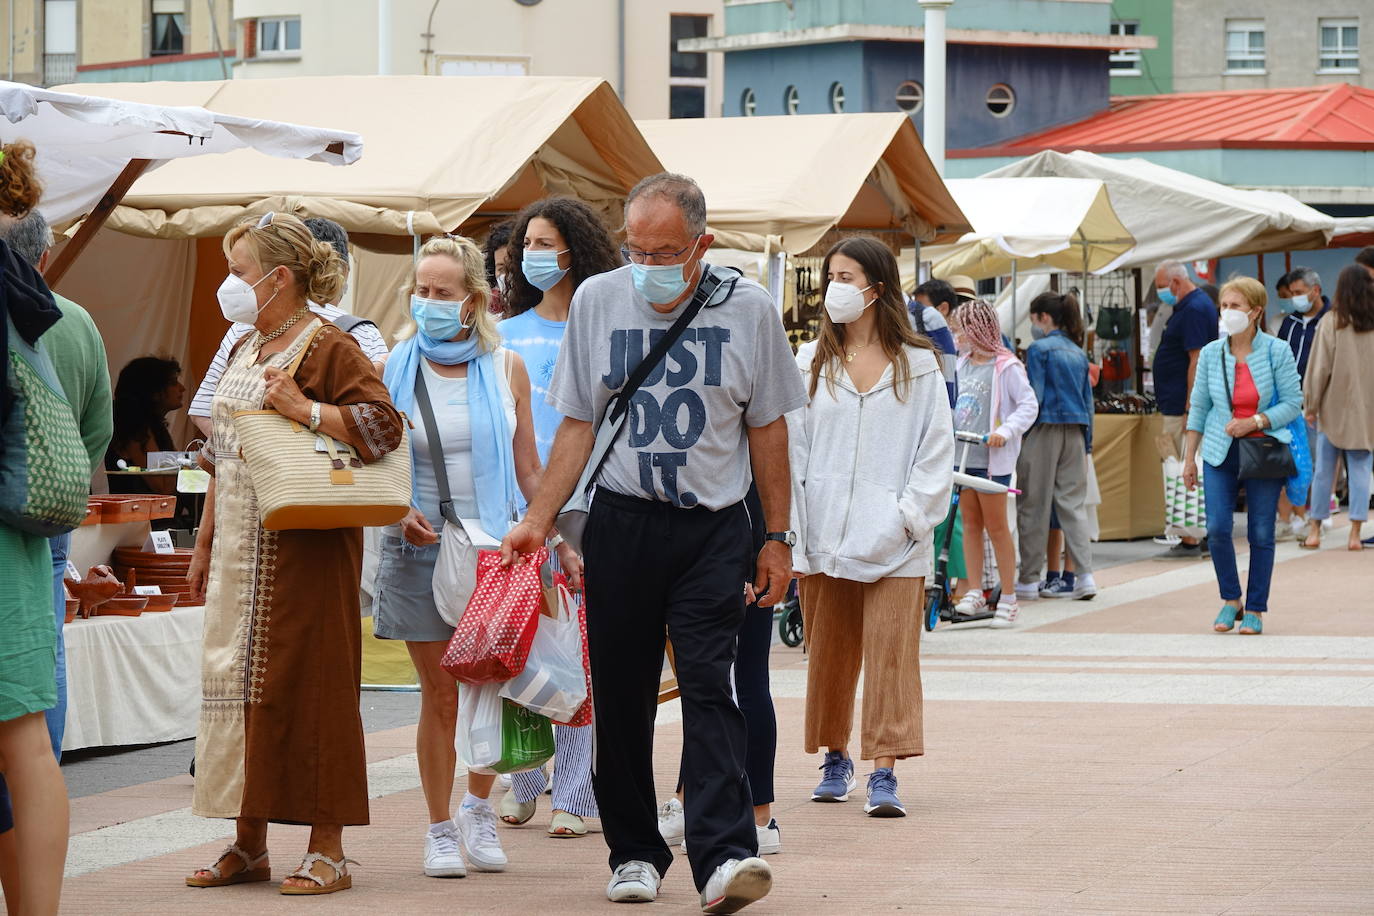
[724,0,1108,35]
[724,40,1108,149]
[77,56,234,83]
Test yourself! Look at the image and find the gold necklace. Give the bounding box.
[260,307,310,343]
[845,340,876,363]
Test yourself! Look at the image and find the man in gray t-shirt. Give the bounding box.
[501,174,803,910]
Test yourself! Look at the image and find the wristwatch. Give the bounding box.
[765,531,797,548]
[308,401,323,432]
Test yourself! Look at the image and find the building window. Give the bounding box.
[1109,20,1141,75]
[152,0,186,57]
[670,14,709,119]
[985,83,1015,117]
[740,88,756,117]
[784,85,799,115]
[42,0,76,85]
[256,16,302,57]
[1319,19,1359,72]
[829,82,845,113]
[1225,19,1265,72]
[895,80,923,113]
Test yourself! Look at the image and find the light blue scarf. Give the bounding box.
[384,331,519,539]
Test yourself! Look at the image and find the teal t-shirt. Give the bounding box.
[500,308,567,464]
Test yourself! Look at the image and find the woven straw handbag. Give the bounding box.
[232,327,411,531]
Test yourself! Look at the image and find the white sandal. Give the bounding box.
[186,844,270,887]
[279,851,358,896]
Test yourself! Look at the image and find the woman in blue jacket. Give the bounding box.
[1015,291,1097,603]
[1183,277,1303,635]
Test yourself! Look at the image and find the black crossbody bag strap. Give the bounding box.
[414,368,459,526]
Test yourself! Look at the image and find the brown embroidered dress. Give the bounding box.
[194,320,402,825]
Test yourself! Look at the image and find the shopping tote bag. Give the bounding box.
[441,546,548,685]
[456,681,555,776]
[1162,456,1207,540]
[499,584,588,723]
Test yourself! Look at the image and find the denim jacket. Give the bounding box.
[1025,330,1094,452]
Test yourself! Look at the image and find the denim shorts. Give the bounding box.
[964,467,1013,487]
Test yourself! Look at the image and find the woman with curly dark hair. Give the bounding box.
[104,356,184,495]
[497,197,618,839]
[484,220,515,316]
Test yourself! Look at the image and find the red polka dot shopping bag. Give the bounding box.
[441,546,548,685]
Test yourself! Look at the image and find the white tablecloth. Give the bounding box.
[61,605,204,752]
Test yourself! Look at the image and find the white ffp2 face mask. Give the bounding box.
[1218,308,1251,338]
[217,270,277,324]
[823,282,873,324]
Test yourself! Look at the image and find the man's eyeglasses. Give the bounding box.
[620,238,699,266]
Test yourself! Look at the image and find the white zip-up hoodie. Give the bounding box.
[788,341,955,582]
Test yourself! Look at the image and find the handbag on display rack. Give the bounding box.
[232,325,412,530]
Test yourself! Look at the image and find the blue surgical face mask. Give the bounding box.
[1030,323,1048,341]
[1280,294,1312,315]
[630,239,701,305]
[1156,287,1177,307]
[521,249,570,292]
[411,294,469,341]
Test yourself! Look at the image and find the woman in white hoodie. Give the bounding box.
[789,236,954,819]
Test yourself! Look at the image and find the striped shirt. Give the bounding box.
[188,302,389,418]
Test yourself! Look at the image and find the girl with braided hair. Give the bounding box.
[950,299,1039,627]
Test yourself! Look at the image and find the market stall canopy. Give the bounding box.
[636,113,969,255]
[984,150,1335,267]
[0,80,361,227]
[1331,215,1374,249]
[61,76,662,248]
[931,177,1135,281]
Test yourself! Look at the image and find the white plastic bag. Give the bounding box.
[432,519,477,627]
[455,680,504,773]
[498,585,587,722]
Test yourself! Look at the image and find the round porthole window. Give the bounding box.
[829,82,845,113]
[740,88,756,116]
[784,84,799,115]
[986,83,1015,117]
[895,80,924,113]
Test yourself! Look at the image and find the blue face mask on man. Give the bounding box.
[630,239,701,304]
[1156,286,1177,307]
[411,294,469,341]
[521,249,570,292]
[1279,293,1312,315]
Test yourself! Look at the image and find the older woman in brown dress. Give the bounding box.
[184,212,403,895]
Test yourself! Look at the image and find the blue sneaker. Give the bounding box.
[811,751,856,802]
[864,768,906,818]
[1039,577,1074,598]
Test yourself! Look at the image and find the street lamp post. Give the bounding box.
[378,0,393,74]
[919,0,953,177]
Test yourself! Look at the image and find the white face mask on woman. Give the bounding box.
[217,270,278,324]
[823,282,873,324]
[1218,308,1252,338]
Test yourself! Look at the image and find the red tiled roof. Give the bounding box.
[951,83,1374,157]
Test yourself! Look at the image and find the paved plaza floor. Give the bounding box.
[40,518,1374,913]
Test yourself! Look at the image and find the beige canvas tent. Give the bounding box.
[49,76,664,416]
[637,113,969,255]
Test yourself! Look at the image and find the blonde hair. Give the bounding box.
[0,140,41,218]
[397,235,500,353]
[1220,275,1267,321]
[223,212,345,305]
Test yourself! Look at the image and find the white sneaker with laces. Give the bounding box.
[1070,573,1097,600]
[607,860,661,903]
[657,797,685,846]
[423,821,467,878]
[1288,515,1309,540]
[756,820,781,856]
[1013,581,1041,601]
[989,596,1020,628]
[456,801,507,872]
[700,857,772,914]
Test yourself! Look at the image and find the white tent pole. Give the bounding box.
[378,0,393,75]
[1011,258,1018,344]
[919,0,953,177]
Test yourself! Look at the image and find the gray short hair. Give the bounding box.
[1289,266,1321,289]
[624,172,707,237]
[0,209,53,267]
[1155,259,1188,282]
[303,216,350,266]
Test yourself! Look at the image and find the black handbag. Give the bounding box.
[1220,344,1296,480]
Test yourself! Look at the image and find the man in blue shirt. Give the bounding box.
[1152,259,1217,557]
[1275,267,1331,537]
[910,279,959,407]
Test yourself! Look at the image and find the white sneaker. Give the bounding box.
[756,819,781,855]
[607,860,661,903]
[1070,573,1098,600]
[498,773,513,789]
[953,591,987,615]
[1288,515,1309,539]
[658,797,685,846]
[456,801,507,872]
[700,857,772,914]
[1013,581,1041,601]
[1153,533,1181,546]
[423,821,467,878]
[989,596,1020,628]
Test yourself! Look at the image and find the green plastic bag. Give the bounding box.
[458,681,555,775]
[932,510,966,582]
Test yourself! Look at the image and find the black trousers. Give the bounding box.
[584,489,757,891]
